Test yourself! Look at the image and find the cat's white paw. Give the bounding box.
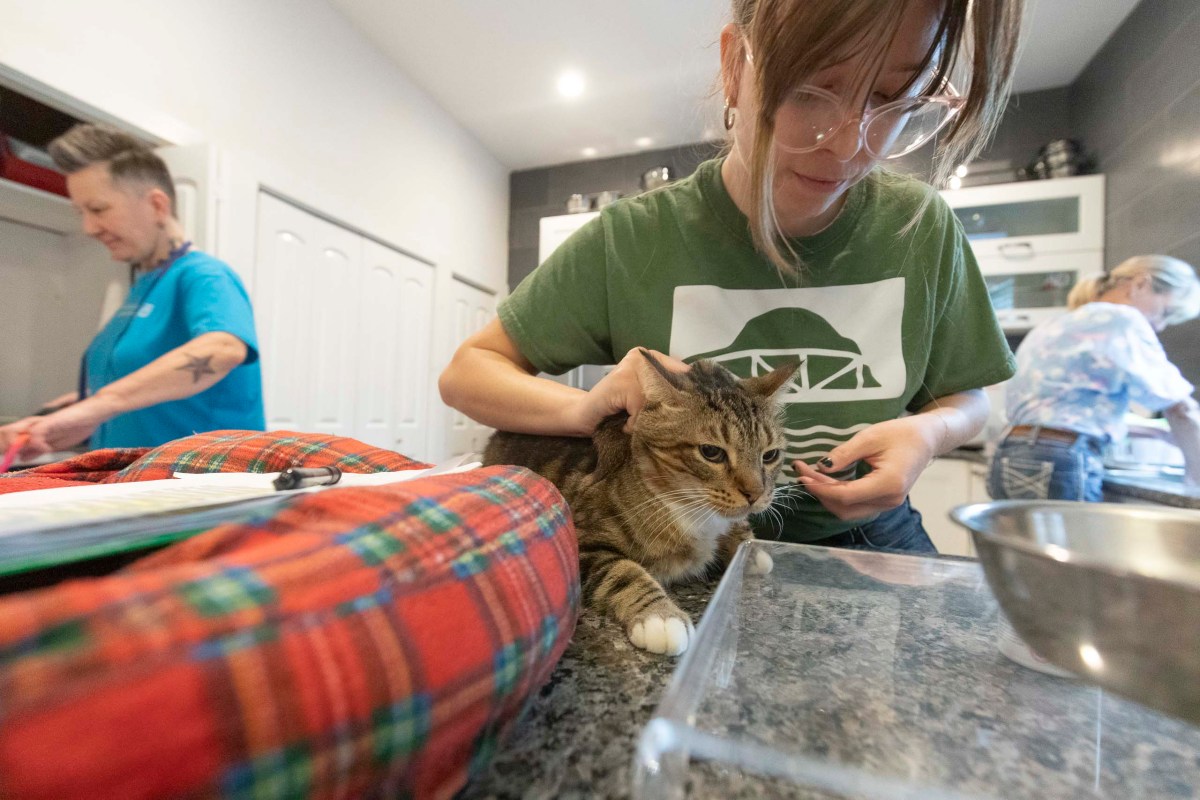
[629,614,694,656]
[749,547,774,576]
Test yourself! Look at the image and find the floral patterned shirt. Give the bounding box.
[1006,302,1193,442]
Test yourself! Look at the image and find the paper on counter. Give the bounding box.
[172,453,482,490]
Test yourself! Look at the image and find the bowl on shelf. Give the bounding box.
[951,500,1200,724]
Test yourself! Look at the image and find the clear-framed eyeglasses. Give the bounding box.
[773,81,965,160]
[742,45,965,160]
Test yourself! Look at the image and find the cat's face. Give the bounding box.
[632,353,797,520]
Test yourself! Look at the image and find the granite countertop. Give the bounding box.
[1101,471,1200,509]
[939,445,989,466]
[463,545,1200,799]
[460,579,717,799]
[944,447,1200,510]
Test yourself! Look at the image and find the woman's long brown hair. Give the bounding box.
[726,0,1024,276]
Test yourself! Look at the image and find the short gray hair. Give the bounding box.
[48,123,176,214]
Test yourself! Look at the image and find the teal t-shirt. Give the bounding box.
[85,250,265,448]
[499,158,1015,542]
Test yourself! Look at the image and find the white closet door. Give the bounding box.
[304,216,361,437]
[357,240,434,459]
[255,193,314,431]
[446,278,497,456]
[255,193,361,436]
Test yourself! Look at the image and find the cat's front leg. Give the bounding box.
[580,542,694,656]
[717,522,773,576]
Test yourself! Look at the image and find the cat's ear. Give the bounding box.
[742,359,799,398]
[636,348,687,402]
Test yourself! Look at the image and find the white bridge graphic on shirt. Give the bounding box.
[670,280,908,404]
[701,348,881,474]
[706,348,881,400]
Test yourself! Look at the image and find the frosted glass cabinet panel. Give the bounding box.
[955,197,1080,241]
[985,270,1076,311]
[942,174,1104,259]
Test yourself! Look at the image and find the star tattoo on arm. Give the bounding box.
[177,353,218,383]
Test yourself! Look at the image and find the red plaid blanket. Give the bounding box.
[0,431,579,800]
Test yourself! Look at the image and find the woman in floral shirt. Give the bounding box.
[989,255,1200,501]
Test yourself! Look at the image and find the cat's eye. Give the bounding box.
[699,445,726,463]
[762,449,781,463]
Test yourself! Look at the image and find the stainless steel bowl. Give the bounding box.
[951,501,1200,723]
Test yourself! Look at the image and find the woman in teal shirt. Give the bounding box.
[0,124,264,458]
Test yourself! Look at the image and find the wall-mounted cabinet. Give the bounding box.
[537,211,610,390]
[943,174,1105,259]
[942,175,1105,332]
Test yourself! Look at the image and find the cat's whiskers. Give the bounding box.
[597,488,703,528]
[640,495,709,547]
[672,498,730,545]
[626,488,707,526]
[757,504,784,538]
[642,495,718,553]
[773,484,813,504]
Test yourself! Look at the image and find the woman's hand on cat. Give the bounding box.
[793,416,941,520]
[572,348,690,434]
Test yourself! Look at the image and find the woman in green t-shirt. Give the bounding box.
[441,0,1022,552]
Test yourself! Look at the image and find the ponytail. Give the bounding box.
[1067,275,1105,309]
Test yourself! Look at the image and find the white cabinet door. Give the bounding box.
[254,193,360,436]
[908,458,974,557]
[357,240,435,460]
[538,212,599,263]
[940,174,1105,259]
[446,278,497,457]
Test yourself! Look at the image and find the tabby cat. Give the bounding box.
[483,350,798,656]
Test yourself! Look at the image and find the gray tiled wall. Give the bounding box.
[1070,0,1200,395]
[890,87,1076,183]
[508,142,722,288]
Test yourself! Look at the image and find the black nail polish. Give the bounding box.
[819,457,835,470]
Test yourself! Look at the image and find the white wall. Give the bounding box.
[0,0,509,293]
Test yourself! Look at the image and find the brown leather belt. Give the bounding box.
[1008,424,1081,445]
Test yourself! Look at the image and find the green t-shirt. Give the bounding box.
[499,157,1015,542]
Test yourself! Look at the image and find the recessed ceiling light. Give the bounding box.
[955,163,970,178]
[948,175,963,191]
[581,147,598,158]
[635,137,654,148]
[557,70,585,99]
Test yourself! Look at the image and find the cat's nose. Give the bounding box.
[738,486,759,504]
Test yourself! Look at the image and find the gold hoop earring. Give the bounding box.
[723,100,737,131]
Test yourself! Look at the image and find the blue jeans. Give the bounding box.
[987,429,1105,502]
[807,498,937,554]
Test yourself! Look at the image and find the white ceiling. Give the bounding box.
[329,0,1143,171]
